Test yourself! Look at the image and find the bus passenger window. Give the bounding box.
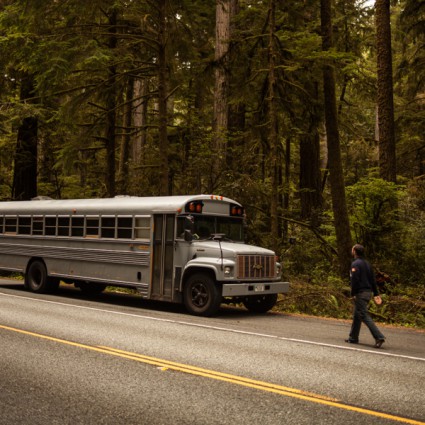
[5,217,17,234]
[86,217,100,237]
[101,217,115,238]
[45,217,57,236]
[71,217,84,237]
[0,216,3,233]
[58,217,70,237]
[18,217,31,235]
[32,216,44,235]
[117,217,132,239]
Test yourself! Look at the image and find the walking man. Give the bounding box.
[346,244,386,348]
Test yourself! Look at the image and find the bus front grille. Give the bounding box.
[237,255,275,280]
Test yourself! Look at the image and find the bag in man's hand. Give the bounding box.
[374,295,382,305]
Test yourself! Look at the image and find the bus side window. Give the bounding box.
[86,217,100,238]
[18,216,31,235]
[117,216,132,239]
[101,217,115,238]
[0,216,3,234]
[5,217,17,234]
[134,216,150,239]
[58,217,70,237]
[32,216,44,235]
[45,216,57,236]
[71,216,84,237]
[176,216,185,239]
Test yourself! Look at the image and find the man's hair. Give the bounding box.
[353,244,365,257]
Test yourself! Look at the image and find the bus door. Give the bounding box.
[151,214,175,300]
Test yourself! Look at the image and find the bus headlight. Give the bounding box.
[224,266,233,277]
[276,263,282,279]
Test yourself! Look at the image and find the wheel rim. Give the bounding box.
[190,283,209,308]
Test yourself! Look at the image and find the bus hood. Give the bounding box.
[191,240,275,258]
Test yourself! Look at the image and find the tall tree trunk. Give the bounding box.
[283,138,291,240]
[300,130,322,225]
[227,0,241,172]
[268,0,280,254]
[212,0,232,188]
[158,0,170,195]
[132,79,149,165]
[299,82,322,225]
[375,0,397,182]
[105,8,118,197]
[12,74,37,200]
[321,0,353,277]
[118,77,134,194]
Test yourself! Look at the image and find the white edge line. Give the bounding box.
[1,291,424,363]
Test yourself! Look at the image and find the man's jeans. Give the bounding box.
[349,291,385,341]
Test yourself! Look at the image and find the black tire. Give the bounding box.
[25,260,57,293]
[242,293,278,314]
[183,273,222,316]
[75,281,106,295]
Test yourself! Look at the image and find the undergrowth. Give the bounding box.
[275,277,425,329]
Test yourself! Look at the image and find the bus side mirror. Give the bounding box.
[184,229,193,242]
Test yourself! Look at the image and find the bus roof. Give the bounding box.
[0,195,241,216]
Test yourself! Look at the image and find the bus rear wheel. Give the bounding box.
[25,260,58,293]
[183,274,221,316]
[242,294,278,314]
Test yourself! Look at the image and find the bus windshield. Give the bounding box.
[177,215,244,242]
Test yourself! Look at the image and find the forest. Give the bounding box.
[0,0,424,326]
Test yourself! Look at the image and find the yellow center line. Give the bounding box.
[1,324,424,425]
[97,345,338,401]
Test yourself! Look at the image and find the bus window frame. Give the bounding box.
[101,215,116,239]
[116,215,133,239]
[4,216,17,234]
[134,215,151,240]
[57,215,71,237]
[85,215,100,239]
[32,216,44,236]
[18,216,31,235]
[45,216,57,236]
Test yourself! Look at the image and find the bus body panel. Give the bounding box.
[0,234,152,294]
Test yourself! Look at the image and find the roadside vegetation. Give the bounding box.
[275,278,424,329]
[273,177,425,328]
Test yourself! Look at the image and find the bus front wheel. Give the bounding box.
[25,260,58,293]
[242,294,278,314]
[183,274,222,316]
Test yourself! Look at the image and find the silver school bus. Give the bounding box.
[0,195,289,316]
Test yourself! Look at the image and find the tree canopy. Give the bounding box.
[0,0,424,288]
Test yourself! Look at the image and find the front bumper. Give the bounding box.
[222,281,289,297]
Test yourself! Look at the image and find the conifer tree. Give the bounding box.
[375,0,397,182]
[320,0,353,277]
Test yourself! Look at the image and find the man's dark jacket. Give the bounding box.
[350,257,379,297]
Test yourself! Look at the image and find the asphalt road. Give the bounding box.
[0,278,424,425]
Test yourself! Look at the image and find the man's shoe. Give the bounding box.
[345,339,359,344]
[374,339,385,348]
